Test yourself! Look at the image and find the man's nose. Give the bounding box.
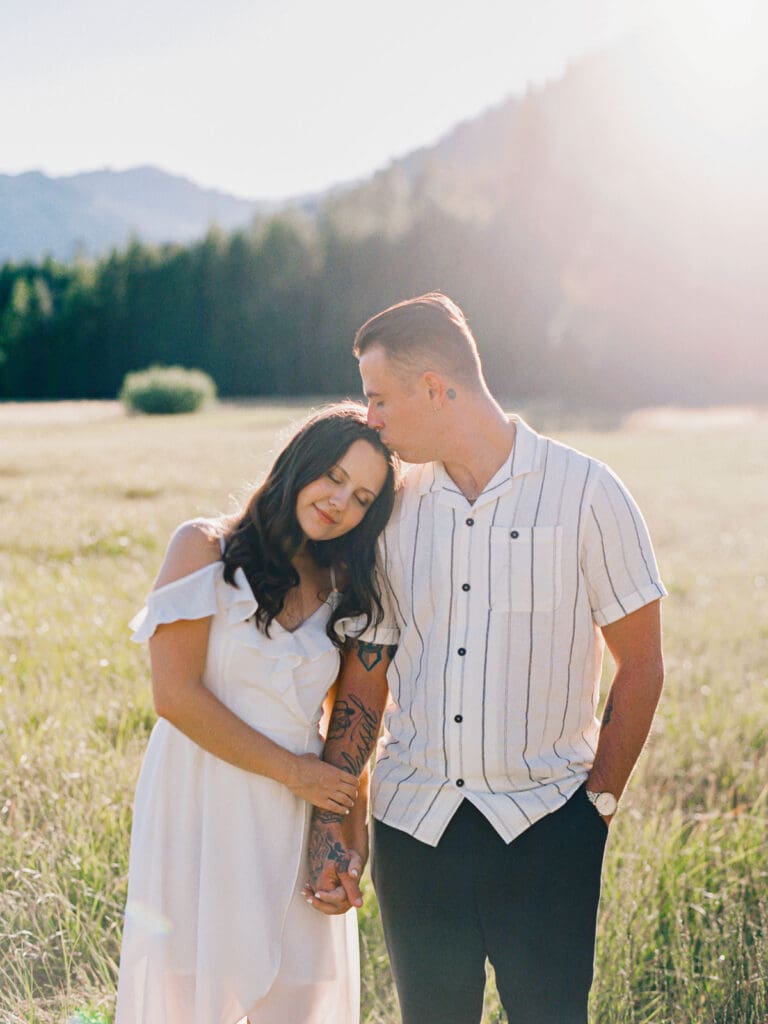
[366,401,382,430]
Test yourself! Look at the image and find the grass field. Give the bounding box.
[1,400,766,1024]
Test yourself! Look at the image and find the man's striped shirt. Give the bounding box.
[360,416,666,846]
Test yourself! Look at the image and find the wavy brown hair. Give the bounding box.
[222,402,397,647]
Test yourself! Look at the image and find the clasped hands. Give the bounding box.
[302,816,368,916]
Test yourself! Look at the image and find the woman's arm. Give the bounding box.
[145,522,358,814]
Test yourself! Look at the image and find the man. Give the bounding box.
[306,292,665,1024]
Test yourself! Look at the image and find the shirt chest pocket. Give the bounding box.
[489,525,563,612]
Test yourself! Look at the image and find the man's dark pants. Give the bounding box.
[371,786,608,1024]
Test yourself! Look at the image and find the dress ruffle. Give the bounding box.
[129,561,224,642]
[234,603,338,667]
[130,562,338,667]
[130,561,262,644]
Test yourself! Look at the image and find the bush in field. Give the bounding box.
[119,365,216,415]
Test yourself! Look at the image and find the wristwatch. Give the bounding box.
[586,790,618,817]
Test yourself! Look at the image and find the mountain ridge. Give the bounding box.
[0,164,346,264]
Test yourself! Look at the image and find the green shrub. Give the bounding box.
[119,365,216,415]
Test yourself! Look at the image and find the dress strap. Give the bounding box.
[330,564,338,592]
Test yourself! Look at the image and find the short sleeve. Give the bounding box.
[581,463,667,627]
[129,561,223,642]
[351,542,401,646]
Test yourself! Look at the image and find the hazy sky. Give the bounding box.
[3,0,648,199]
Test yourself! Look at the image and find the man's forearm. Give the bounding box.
[343,760,370,856]
[307,762,370,884]
[587,653,664,802]
[324,641,394,778]
[587,601,664,810]
[307,641,393,890]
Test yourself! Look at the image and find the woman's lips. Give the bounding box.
[315,505,336,525]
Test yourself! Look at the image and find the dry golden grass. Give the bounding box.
[1,401,766,1023]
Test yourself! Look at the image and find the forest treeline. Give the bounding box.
[2,37,766,408]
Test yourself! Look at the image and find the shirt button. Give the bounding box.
[510,530,519,539]
[456,778,465,787]
[454,714,463,723]
[465,517,475,526]
[461,583,471,592]
[457,647,466,656]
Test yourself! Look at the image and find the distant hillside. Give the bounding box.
[0,166,294,263]
[321,28,767,405]
[2,26,765,407]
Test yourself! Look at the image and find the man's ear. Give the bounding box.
[423,371,449,406]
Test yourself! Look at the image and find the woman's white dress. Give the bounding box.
[115,559,359,1024]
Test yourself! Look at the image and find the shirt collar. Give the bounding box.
[415,415,544,505]
[506,415,542,479]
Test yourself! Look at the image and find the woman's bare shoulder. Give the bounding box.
[153,518,223,590]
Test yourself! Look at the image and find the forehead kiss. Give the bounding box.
[327,438,389,500]
[358,347,446,464]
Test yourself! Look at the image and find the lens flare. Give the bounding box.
[124,899,174,936]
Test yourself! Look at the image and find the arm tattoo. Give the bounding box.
[315,808,344,825]
[327,693,380,776]
[355,640,397,672]
[308,819,350,882]
[603,697,614,727]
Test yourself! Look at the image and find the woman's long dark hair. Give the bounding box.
[222,402,397,647]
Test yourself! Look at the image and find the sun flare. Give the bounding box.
[624,0,768,194]
[647,0,765,92]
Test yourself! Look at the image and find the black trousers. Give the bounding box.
[371,787,608,1024]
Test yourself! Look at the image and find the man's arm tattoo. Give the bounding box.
[327,693,380,776]
[355,640,397,672]
[308,818,350,881]
[603,696,614,727]
[315,808,344,824]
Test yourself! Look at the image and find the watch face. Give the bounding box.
[595,792,617,816]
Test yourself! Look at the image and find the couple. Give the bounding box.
[116,293,666,1024]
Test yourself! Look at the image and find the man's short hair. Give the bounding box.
[353,292,484,390]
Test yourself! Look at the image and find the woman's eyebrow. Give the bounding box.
[335,462,377,497]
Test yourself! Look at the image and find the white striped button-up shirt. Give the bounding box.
[361,416,666,846]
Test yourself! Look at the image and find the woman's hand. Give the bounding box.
[285,753,359,812]
[302,815,365,915]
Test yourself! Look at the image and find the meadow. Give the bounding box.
[1,400,766,1024]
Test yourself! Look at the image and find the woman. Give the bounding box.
[115,403,397,1024]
